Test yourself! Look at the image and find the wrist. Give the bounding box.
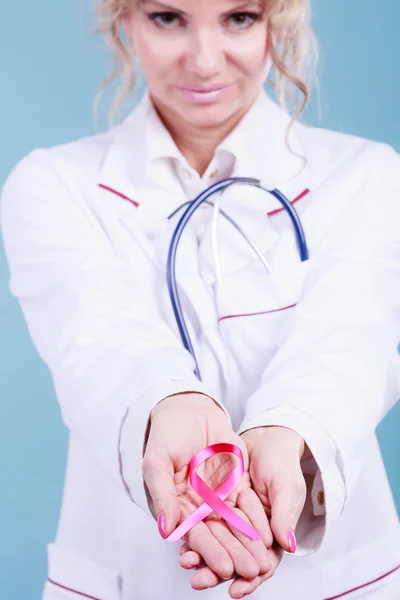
[150,391,225,421]
[241,425,308,461]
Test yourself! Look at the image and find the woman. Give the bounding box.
[1,0,399,598]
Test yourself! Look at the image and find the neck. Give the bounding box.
[150,94,257,177]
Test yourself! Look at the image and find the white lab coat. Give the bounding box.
[1,89,400,600]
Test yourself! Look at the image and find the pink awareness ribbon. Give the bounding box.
[166,443,261,542]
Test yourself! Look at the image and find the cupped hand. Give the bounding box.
[143,393,273,582]
[178,538,284,599]
[177,425,308,597]
[240,425,308,552]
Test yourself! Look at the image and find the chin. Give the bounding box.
[178,102,238,129]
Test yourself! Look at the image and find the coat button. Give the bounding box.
[317,491,325,506]
[208,169,219,178]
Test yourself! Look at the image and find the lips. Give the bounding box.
[176,84,233,104]
[178,84,231,93]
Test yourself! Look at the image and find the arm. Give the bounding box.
[0,148,231,517]
[237,144,400,554]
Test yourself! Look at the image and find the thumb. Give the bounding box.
[268,459,306,554]
[143,452,181,539]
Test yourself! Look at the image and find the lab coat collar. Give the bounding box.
[98,86,309,209]
[143,87,270,180]
[142,87,307,185]
[143,90,189,171]
[230,90,307,188]
[215,87,306,188]
[97,88,311,323]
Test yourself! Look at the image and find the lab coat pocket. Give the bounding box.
[43,543,122,600]
[215,256,312,326]
[336,566,400,600]
[213,258,313,384]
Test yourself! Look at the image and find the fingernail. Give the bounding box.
[157,514,167,539]
[237,595,247,599]
[287,529,297,553]
[181,564,196,570]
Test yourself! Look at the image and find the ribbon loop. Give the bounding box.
[166,443,261,542]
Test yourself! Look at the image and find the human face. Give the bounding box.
[123,0,269,130]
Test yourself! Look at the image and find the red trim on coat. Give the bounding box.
[324,564,400,600]
[47,578,102,600]
[219,303,296,322]
[267,188,310,217]
[96,185,309,213]
[98,184,139,207]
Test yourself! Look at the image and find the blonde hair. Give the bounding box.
[93,0,318,130]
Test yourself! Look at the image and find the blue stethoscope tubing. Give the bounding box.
[166,177,309,381]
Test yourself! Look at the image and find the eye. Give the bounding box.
[146,11,185,29]
[224,11,262,30]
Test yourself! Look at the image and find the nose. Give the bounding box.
[185,28,224,78]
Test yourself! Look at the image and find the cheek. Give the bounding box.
[228,31,269,74]
[134,33,185,79]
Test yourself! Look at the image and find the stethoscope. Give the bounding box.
[166,177,309,381]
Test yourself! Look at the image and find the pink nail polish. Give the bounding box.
[157,514,167,539]
[288,529,297,553]
[181,564,196,570]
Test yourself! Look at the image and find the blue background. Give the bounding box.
[0,1,399,598]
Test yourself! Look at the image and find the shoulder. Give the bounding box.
[0,94,149,212]
[1,125,118,192]
[294,119,400,187]
[0,122,130,241]
[2,94,149,193]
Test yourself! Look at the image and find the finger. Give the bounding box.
[181,490,272,577]
[190,566,221,591]
[248,430,307,554]
[228,543,284,599]
[187,545,283,595]
[217,505,271,576]
[187,544,284,594]
[178,548,202,569]
[207,519,261,580]
[142,452,181,537]
[236,487,274,549]
[179,543,190,556]
[184,520,234,580]
[268,462,306,553]
[178,542,202,569]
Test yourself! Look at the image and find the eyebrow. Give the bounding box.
[138,0,261,17]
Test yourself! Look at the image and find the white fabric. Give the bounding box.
[1,88,399,600]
